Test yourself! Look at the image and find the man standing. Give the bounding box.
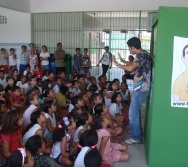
[54,43,66,74]
[112,37,151,144]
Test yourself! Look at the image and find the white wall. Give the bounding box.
[30,0,188,13]
[0,7,31,43]
[0,0,30,12]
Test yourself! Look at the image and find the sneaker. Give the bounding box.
[125,138,143,145]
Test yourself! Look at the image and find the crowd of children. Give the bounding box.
[0,44,131,167]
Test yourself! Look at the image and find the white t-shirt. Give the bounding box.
[120,90,129,101]
[44,113,56,136]
[109,103,123,117]
[0,77,7,88]
[9,54,17,66]
[73,125,86,143]
[68,103,75,113]
[102,51,112,65]
[74,146,90,167]
[42,75,49,81]
[53,84,60,94]
[50,142,61,159]
[104,91,113,107]
[16,81,29,93]
[22,124,41,144]
[23,104,37,128]
[70,88,81,95]
[40,51,50,65]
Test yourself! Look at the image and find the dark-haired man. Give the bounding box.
[112,37,151,144]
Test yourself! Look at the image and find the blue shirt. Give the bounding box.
[20,52,27,64]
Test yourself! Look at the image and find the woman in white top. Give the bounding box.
[22,110,46,144]
[40,45,50,71]
[74,129,98,167]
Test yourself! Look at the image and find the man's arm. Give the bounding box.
[96,54,105,66]
[112,55,138,72]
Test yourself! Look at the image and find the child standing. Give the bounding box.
[73,48,82,74]
[40,45,50,71]
[43,100,57,140]
[94,115,129,164]
[19,45,27,74]
[1,110,23,158]
[81,48,91,74]
[96,46,112,76]
[27,49,38,73]
[9,48,17,73]
[0,48,8,74]
[50,116,76,166]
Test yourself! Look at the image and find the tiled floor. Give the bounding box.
[46,103,148,167]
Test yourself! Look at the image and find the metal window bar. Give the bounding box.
[31,11,156,83]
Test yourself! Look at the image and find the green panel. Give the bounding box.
[145,6,188,167]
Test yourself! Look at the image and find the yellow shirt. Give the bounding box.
[55,93,66,108]
[173,71,188,100]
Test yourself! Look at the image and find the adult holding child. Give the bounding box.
[112,37,151,144]
[54,43,66,74]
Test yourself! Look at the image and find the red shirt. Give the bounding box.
[33,71,43,79]
[98,81,104,90]
[1,128,22,153]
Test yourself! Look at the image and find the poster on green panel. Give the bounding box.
[145,6,188,167]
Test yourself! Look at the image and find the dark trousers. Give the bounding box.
[102,64,109,75]
[56,67,66,75]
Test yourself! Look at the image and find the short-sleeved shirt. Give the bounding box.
[173,71,188,100]
[102,51,112,65]
[74,54,82,68]
[16,81,28,93]
[133,50,151,92]
[40,51,50,65]
[0,54,8,65]
[82,56,90,67]
[1,128,22,153]
[55,93,66,108]
[54,50,65,67]
[109,103,123,117]
[20,52,27,65]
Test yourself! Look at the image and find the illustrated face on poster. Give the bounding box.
[171,36,188,107]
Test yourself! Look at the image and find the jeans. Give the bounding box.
[19,64,26,74]
[102,64,109,75]
[129,90,149,140]
[41,65,49,71]
[82,67,90,74]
